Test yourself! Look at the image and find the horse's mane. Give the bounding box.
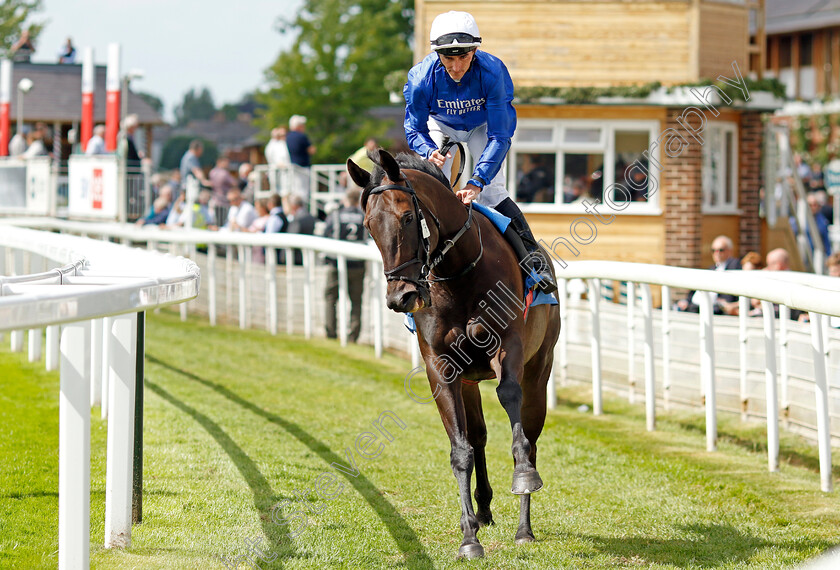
[361,151,452,210]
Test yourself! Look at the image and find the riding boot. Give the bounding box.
[506,214,557,294]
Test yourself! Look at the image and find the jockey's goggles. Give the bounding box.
[431,33,481,56]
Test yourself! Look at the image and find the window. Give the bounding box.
[510,120,660,213]
[702,122,738,212]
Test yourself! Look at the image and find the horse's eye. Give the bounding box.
[402,213,413,226]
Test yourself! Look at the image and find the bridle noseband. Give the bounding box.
[366,174,482,294]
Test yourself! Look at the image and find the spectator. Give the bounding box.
[58,37,76,64]
[828,252,840,278]
[676,235,741,314]
[136,185,173,226]
[348,137,378,172]
[85,124,106,155]
[810,162,825,193]
[9,127,27,156]
[10,28,35,63]
[324,187,367,342]
[765,247,790,271]
[794,153,812,187]
[224,188,257,231]
[740,251,764,271]
[118,114,143,168]
[282,193,316,264]
[517,154,552,203]
[265,193,287,234]
[176,189,216,231]
[22,126,48,158]
[265,127,291,167]
[815,189,834,223]
[287,115,316,203]
[248,198,271,263]
[238,162,254,200]
[179,139,211,191]
[719,251,764,315]
[209,156,236,207]
[790,194,832,257]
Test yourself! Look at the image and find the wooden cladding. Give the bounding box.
[417,1,752,87]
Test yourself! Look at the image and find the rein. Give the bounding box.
[366,174,482,290]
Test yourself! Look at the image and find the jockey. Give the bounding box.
[403,10,557,294]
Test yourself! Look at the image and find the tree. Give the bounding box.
[0,0,43,58]
[158,136,218,171]
[174,87,216,127]
[258,0,414,163]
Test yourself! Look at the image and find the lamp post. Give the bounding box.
[16,77,32,135]
[120,69,144,123]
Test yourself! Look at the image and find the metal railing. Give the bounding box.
[4,217,840,569]
[765,124,828,273]
[0,224,198,569]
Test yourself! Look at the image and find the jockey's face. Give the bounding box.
[438,50,475,82]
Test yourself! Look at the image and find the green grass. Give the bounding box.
[2,311,840,569]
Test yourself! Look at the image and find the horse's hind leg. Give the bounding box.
[493,343,543,496]
[516,356,552,544]
[463,382,494,526]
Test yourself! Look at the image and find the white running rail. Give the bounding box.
[0,224,198,569]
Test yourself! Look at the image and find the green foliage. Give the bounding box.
[0,0,43,58]
[517,83,662,104]
[134,90,164,116]
[174,87,217,127]
[158,135,218,170]
[517,76,787,105]
[257,0,414,163]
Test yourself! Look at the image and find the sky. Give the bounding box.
[35,0,304,121]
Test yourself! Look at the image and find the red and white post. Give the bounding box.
[105,43,121,152]
[80,47,94,152]
[0,60,12,156]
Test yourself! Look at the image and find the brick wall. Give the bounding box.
[738,111,763,254]
[663,107,703,269]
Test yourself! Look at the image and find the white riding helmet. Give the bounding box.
[429,11,481,56]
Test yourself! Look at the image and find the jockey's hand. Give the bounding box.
[456,183,481,205]
[428,149,450,168]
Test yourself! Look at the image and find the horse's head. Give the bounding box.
[347,149,435,313]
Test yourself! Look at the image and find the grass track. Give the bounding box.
[1,310,840,569]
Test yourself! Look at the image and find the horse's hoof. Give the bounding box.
[515,530,535,545]
[458,542,485,559]
[477,511,495,527]
[511,469,543,495]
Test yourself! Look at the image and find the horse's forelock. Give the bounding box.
[361,152,452,212]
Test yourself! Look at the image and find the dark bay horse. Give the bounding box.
[347,149,560,559]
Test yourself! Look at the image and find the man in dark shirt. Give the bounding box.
[324,188,367,342]
[286,115,316,203]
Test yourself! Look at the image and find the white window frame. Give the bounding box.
[701,121,739,214]
[509,119,661,215]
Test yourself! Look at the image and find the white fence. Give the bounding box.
[4,218,840,566]
[0,223,198,569]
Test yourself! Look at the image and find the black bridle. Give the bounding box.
[366,174,482,293]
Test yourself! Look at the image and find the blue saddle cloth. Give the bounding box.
[403,203,557,334]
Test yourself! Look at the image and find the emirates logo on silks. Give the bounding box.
[436,97,485,115]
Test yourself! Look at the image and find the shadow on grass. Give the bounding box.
[146,381,297,567]
[575,523,830,568]
[147,355,434,570]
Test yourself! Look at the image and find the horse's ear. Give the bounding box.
[378,149,401,182]
[346,159,370,189]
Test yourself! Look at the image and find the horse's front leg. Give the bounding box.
[463,382,493,526]
[492,343,543,495]
[430,375,484,559]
